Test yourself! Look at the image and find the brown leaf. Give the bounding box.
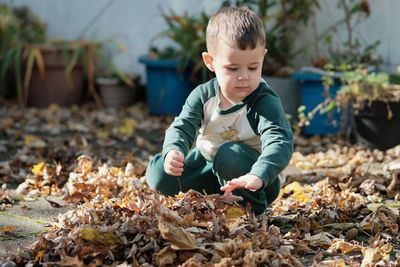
[158,217,197,250]
[153,246,176,267]
[45,198,63,208]
[345,228,359,241]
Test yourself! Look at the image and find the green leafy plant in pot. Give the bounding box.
[0,3,46,101]
[0,3,133,107]
[311,67,400,150]
[139,8,209,115]
[293,0,384,136]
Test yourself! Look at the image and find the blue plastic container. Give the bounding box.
[139,56,194,115]
[292,72,343,135]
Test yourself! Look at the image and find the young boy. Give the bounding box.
[145,6,293,215]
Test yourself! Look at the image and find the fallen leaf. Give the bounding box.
[158,218,197,250]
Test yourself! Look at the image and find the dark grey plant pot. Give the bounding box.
[353,100,400,150]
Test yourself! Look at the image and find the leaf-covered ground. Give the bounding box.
[0,102,399,266]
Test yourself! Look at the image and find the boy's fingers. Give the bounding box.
[220,183,238,192]
[223,190,232,197]
[171,151,184,161]
[166,168,183,176]
[228,179,247,188]
[170,160,183,168]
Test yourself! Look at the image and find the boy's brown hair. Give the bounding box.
[206,6,266,54]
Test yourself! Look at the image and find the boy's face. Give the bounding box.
[203,41,266,104]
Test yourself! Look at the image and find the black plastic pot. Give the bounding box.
[353,100,400,150]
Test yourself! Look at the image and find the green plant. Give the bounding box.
[297,67,400,129]
[0,4,132,106]
[221,0,319,77]
[149,8,209,83]
[304,0,383,71]
[0,4,46,99]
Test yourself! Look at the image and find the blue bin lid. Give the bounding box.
[138,56,181,68]
[292,72,324,81]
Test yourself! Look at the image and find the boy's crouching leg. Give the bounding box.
[213,142,268,215]
[145,154,180,196]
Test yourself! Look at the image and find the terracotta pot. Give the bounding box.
[97,77,136,108]
[26,47,85,107]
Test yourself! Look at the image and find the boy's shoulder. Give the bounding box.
[191,78,219,100]
[247,81,285,120]
[250,80,281,103]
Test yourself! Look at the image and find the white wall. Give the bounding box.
[296,0,400,73]
[1,0,221,80]
[2,0,399,80]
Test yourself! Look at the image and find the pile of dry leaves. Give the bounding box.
[1,103,400,266]
[7,148,400,266]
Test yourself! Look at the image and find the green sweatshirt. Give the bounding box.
[162,78,294,190]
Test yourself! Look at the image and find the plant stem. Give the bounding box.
[340,0,353,52]
[292,17,347,58]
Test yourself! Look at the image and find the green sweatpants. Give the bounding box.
[145,142,280,215]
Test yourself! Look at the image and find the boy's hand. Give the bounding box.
[164,150,184,176]
[220,174,263,197]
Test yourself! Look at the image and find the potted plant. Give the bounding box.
[292,0,383,135]
[96,73,139,108]
[0,3,133,108]
[322,67,400,150]
[93,41,139,108]
[0,4,46,102]
[221,0,318,123]
[139,8,209,115]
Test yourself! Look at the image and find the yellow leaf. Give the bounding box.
[239,242,252,250]
[310,219,324,231]
[111,167,122,176]
[295,162,312,170]
[100,233,121,246]
[35,250,46,262]
[80,228,100,243]
[47,104,60,113]
[225,206,245,220]
[24,135,43,145]
[379,243,392,254]
[118,124,134,136]
[175,192,185,198]
[79,228,120,246]
[360,222,380,233]
[328,240,360,254]
[293,192,311,203]
[282,182,311,203]
[31,162,46,176]
[96,130,110,139]
[118,118,138,136]
[282,181,303,194]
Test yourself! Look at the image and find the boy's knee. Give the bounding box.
[145,154,172,194]
[213,142,258,180]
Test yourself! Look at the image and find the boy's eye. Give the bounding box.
[249,67,258,71]
[227,67,237,71]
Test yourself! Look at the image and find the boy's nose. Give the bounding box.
[238,72,248,80]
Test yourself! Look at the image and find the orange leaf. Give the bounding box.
[0,226,17,232]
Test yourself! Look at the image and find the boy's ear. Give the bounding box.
[264,49,268,56]
[202,52,215,72]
